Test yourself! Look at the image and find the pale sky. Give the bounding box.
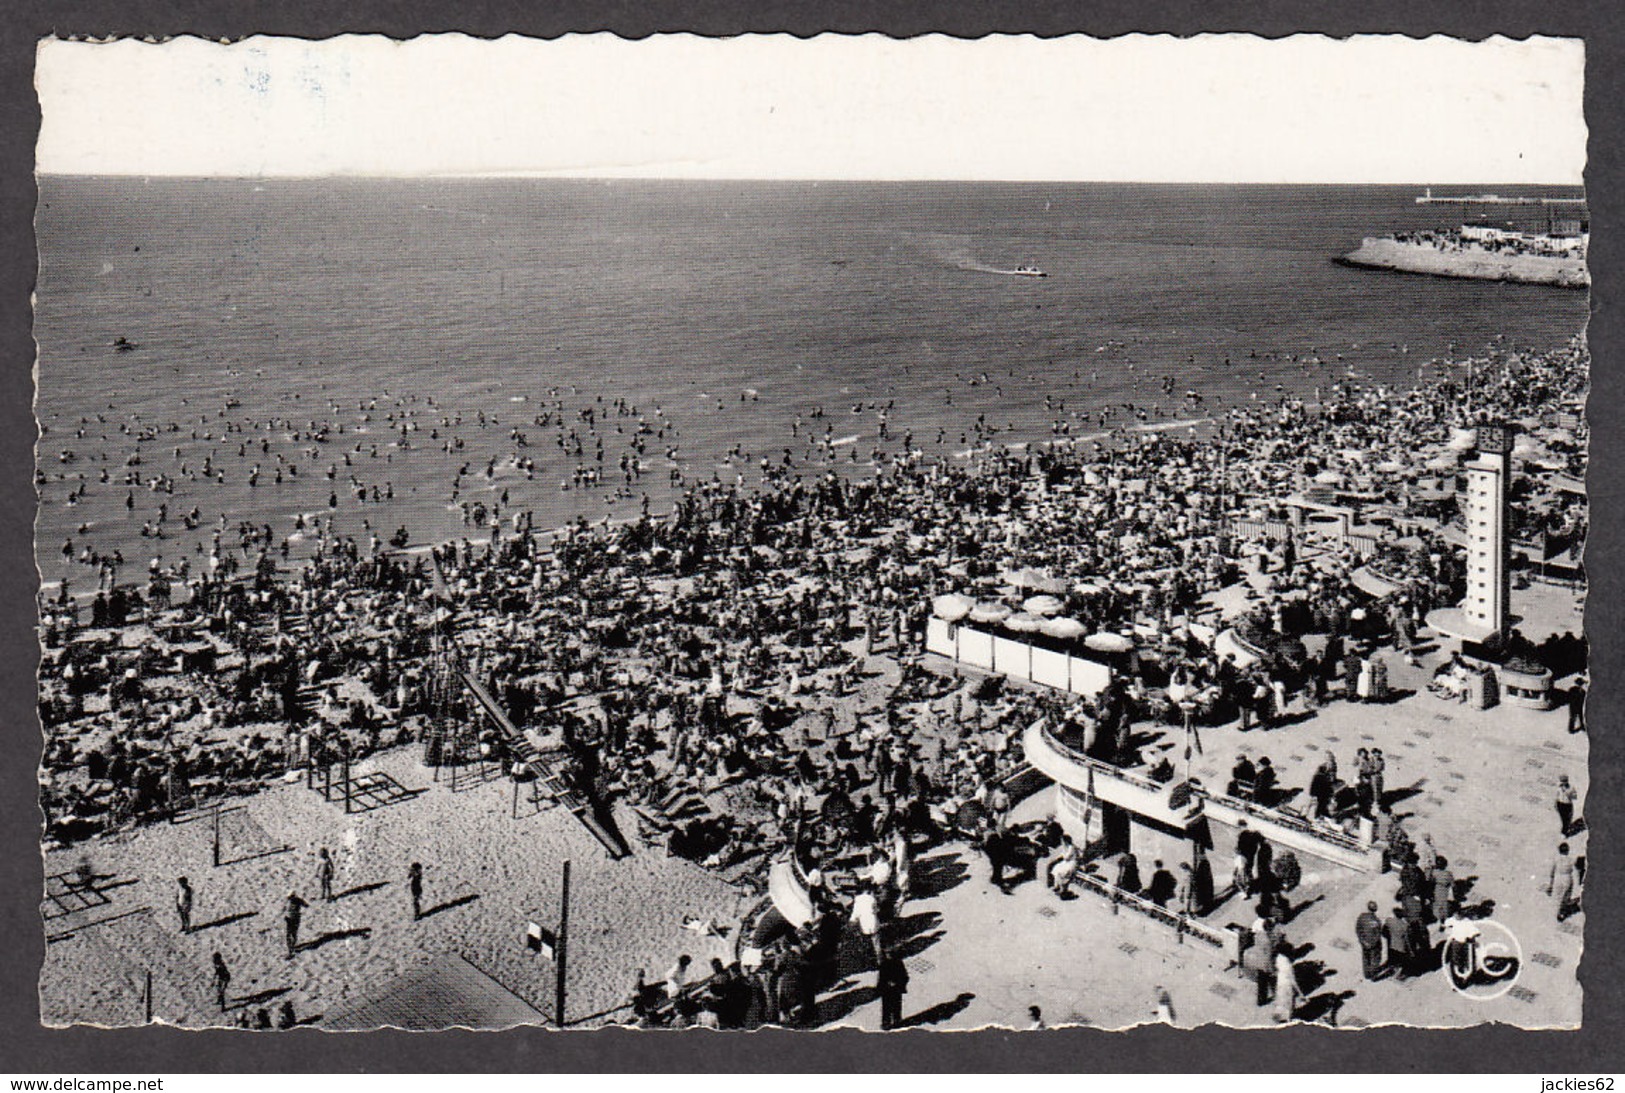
[35,33,1587,183]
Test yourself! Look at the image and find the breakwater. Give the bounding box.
[1339,236,1588,289]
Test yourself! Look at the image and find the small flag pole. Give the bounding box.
[555,859,571,1027]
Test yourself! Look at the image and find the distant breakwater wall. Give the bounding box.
[1338,237,1588,289]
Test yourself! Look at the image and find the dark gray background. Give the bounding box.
[1,0,1618,1073]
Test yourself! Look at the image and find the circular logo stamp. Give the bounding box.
[1442,918,1523,1000]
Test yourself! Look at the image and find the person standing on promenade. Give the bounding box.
[1431,856,1456,925]
[175,876,193,934]
[1245,919,1276,1007]
[1252,675,1274,730]
[983,827,1014,894]
[408,861,424,920]
[852,884,884,964]
[1556,776,1578,835]
[212,951,231,1012]
[1174,862,1195,915]
[1231,848,1252,901]
[1146,860,1176,908]
[1254,757,1278,805]
[1373,802,1401,870]
[318,847,335,902]
[1369,749,1386,810]
[1235,820,1262,893]
[1309,758,1336,819]
[1114,851,1142,896]
[1568,677,1586,734]
[283,890,307,958]
[1397,851,1425,903]
[876,949,909,1031]
[1356,901,1385,980]
[1193,845,1215,913]
[1342,651,1362,701]
[1273,951,1301,1024]
[1384,905,1415,978]
[1545,842,1581,921]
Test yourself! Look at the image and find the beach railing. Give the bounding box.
[1066,869,1237,960]
[1195,787,1382,873]
[1022,719,1380,872]
[1024,721,1204,830]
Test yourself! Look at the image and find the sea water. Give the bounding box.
[33,178,1588,576]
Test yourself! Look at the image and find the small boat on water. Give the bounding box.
[1011,265,1047,278]
[112,336,137,352]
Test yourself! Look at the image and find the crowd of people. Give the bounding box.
[39,340,1587,837]
[1388,228,1588,262]
[34,336,1588,1026]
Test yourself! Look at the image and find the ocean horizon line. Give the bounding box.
[32,171,1588,190]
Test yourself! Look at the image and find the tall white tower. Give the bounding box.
[1461,422,1513,639]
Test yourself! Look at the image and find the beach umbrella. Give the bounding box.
[1041,617,1086,640]
[1004,612,1043,634]
[1426,452,1459,471]
[1518,415,1544,432]
[1022,594,1064,617]
[932,594,974,622]
[1313,470,1343,485]
[1446,427,1478,452]
[968,602,1013,624]
[1073,579,1106,596]
[1375,460,1407,474]
[1085,632,1133,654]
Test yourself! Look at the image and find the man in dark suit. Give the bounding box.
[877,950,909,1031]
[1254,839,1275,898]
[1236,822,1263,894]
[1397,851,1426,902]
[1355,901,1385,979]
[1309,760,1336,818]
[1384,906,1413,979]
[1146,861,1177,907]
[1431,856,1456,924]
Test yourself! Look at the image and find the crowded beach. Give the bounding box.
[36,335,1588,1029]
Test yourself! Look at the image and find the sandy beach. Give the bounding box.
[41,745,746,1028]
